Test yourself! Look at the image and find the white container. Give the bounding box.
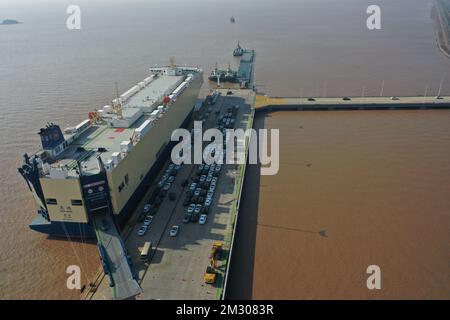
[64,127,77,134]
[135,120,153,140]
[150,110,159,119]
[105,159,113,171]
[103,105,112,112]
[120,140,132,153]
[111,152,122,166]
[75,119,90,132]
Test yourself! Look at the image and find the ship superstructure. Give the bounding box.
[19,65,203,238]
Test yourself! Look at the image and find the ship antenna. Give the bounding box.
[170,56,176,67]
[114,81,123,119]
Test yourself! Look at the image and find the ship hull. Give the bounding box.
[30,214,96,238]
[29,108,194,238]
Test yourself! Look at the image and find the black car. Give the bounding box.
[191,195,199,204]
[183,214,191,224]
[307,97,316,101]
[183,197,191,206]
[226,90,233,95]
[191,212,199,222]
[342,97,352,101]
[154,196,163,207]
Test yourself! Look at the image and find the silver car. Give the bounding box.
[169,225,180,237]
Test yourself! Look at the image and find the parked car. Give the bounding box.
[194,204,202,214]
[183,196,191,206]
[199,214,207,225]
[143,217,153,226]
[183,214,191,224]
[143,204,152,214]
[189,182,197,191]
[187,204,196,214]
[191,195,200,204]
[307,97,316,101]
[137,225,148,236]
[342,96,352,101]
[154,196,163,207]
[163,182,171,191]
[169,225,180,237]
[191,212,199,223]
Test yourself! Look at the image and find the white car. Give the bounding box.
[137,225,148,236]
[189,183,197,191]
[199,214,207,225]
[169,225,180,237]
[143,217,153,226]
[143,204,152,214]
[205,198,212,207]
[187,204,196,214]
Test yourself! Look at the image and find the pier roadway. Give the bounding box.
[91,89,254,300]
[92,213,142,300]
[255,95,450,111]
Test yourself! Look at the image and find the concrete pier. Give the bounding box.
[255,95,450,112]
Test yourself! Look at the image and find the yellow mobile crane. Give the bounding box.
[203,241,224,284]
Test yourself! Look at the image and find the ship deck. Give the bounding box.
[53,125,136,176]
[48,74,189,176]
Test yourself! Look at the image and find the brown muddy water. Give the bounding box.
[228,110,450,299]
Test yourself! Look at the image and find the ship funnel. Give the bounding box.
[38,124,65,150]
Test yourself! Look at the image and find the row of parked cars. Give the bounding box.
[182,162,221,225]
[137,162,182,237]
